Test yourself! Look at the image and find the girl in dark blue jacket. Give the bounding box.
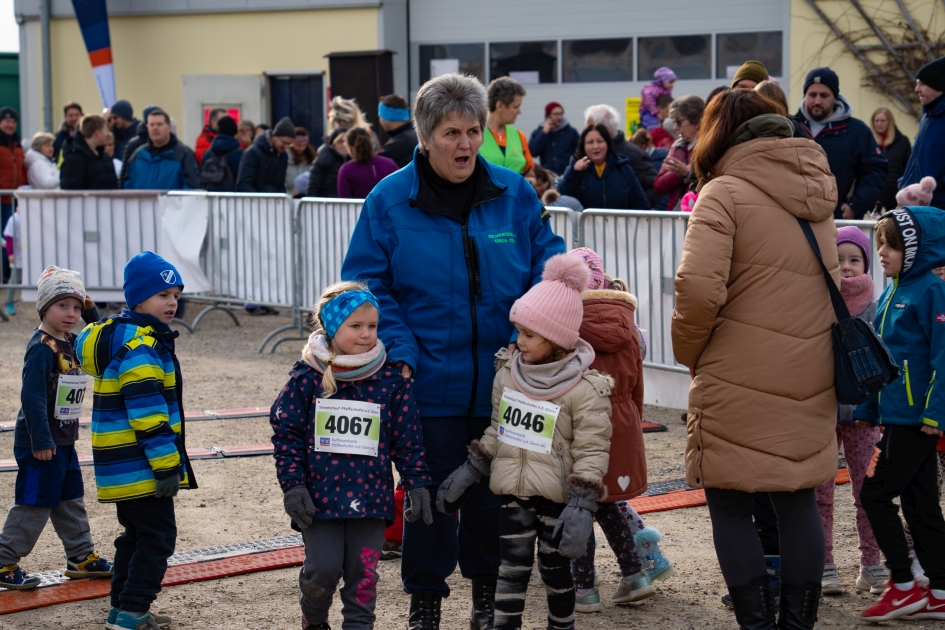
[270,282,432,630]
[558,124,648,211]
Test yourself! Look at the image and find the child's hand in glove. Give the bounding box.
[552,486,599,559]
[283,485,317,528]
[154,473,181,498]
[404,487,434,525]
[436,456,490,515]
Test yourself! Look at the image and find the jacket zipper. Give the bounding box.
[903,360,914,406]
[876,277,899,421]
[556,442,567,494]
[461,216,482,417]
[926,371,937,408]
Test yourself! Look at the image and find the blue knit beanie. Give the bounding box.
[123,251,184,308]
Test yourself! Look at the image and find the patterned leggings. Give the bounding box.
[494,497,574,630]
[815,423,882,566]
[571,501,642,589]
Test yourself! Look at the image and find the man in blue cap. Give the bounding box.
[795,67,888,219]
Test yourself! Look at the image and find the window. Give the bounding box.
[419,44,485,85]
[562,38,633,83]
[717,32,783,80]
[638,35,711,81]
[490,41,557,84]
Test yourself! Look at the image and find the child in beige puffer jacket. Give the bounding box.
[436,253,614,630]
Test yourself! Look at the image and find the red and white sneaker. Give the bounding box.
[860,581,929,622]
[908,587,945,621]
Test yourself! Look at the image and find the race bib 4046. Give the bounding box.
[314,399,382,457]
[497,388,560,454]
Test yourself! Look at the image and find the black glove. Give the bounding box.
[404,487,434,525]
[436,456,490,515]
[552,486,599,559]
[154,472,181,498]
[283,485,317,528]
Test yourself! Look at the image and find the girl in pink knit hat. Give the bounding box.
[435,254,618,630]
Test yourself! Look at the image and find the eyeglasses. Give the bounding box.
[672,119,685,127]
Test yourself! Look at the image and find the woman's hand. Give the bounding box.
[664,157,689,177]
[921,424,944,437]
[401,364,413,379]
[573,156,592,172]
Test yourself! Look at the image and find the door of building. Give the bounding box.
[269,74,325,143]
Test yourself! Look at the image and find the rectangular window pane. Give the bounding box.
[562,38,633,83]
[638,35,711,81]
[490,41,557,84]
[717,32,783,80]
[419,44,485,85]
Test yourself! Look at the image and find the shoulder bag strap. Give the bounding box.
[796,217,851,321]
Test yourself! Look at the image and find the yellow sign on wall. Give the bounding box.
[625,97,641,138]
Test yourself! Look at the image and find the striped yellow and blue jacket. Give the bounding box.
[75,311,196,502]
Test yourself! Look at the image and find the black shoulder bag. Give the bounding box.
[796,218,899,405]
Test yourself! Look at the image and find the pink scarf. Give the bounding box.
[839,274,874,317]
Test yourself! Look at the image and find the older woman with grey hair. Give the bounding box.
[341,73,565,630]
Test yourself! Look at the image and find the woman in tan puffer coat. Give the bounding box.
[672,89,839,630]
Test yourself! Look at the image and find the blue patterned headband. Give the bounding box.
[378,103,410,122]
[321,290,379,338]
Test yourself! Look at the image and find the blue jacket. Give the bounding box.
[795,100,887,219]
[236,131,288,193]
[854,207,945,427]
[205,133,244,180]
[270,359,431,522]
[528,120,579,175]
[901,96,945,210]
[558,153,649,210]
[340,154,566,418]
[123,135,200,190]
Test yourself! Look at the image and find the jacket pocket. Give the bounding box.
[903,360,914,407]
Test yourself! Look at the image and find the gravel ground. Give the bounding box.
[0,306,935,629]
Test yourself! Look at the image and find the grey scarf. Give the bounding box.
[510,339,596,401]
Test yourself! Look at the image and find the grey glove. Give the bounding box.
[552,487,599,559]
[283,485,317,528]
[436,456,490,515]
[404,487,434,525]
[154,472,181,498]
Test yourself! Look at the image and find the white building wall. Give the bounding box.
[410,0,790,137]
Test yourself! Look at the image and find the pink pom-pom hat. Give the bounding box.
[509,254,590,350]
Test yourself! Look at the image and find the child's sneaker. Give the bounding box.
[65,552,113,579]
[821,562,844,595]
[4,303,14,316]
[380,540,402,561]
[907,587,945,621]
[856,564,889,595]
[304,624,331,630]
[911,551,930,587]
[105,611,163,630]
[611,572,655,605]
[0,564,39,590]
[860,581,928,622]
[575,587,602,613]
[107,608,171,629]
[634,527,676,582]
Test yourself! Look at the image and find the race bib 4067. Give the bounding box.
[314,399,381,457]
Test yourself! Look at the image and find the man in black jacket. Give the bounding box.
[60,115,118,190]
[584,103,659,208]
[795,67,887,219]
[108,100,140,163]
[378,94,417,168]
[52,102,83,163]
[236,117,294,192]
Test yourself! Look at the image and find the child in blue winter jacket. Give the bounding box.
[270,281,433,630]
[856,207,945,623]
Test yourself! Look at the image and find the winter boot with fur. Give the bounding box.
[777,583,821,630]
[469,579,496,629]
[634,528,675,582]
[409,593,442,630]
[729,576,777,630]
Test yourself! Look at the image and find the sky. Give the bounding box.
[0,0,18,53]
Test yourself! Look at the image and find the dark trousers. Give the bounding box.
[572,501,642,589]
[752,493,780,556]
[861,425,945,589]
[705,488,823,587]
[401,416,501,597]
[495,497,573,630]
[111,497,177,613]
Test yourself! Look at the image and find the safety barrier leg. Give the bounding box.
[189,304,241,331]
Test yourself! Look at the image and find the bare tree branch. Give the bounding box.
[851,0,915,80]
[894,0,936,62]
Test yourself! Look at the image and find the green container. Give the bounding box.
[0,53,20,135]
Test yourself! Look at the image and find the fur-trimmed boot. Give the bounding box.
[634,528,675,582]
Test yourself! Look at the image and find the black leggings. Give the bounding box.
[705,488,824,587]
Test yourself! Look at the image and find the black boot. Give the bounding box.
[408,593,442,630]
[777,583,821,630]
[728,576,777,630]
[469,579,496,630]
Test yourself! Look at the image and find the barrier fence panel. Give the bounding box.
[16,190,163,300]
[578,210,689,373]
[297,197,365,312]
[546,207,576,248]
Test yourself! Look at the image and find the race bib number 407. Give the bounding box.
[314,399,381,457]
[55,374,88,422]
[497,388,560,454]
